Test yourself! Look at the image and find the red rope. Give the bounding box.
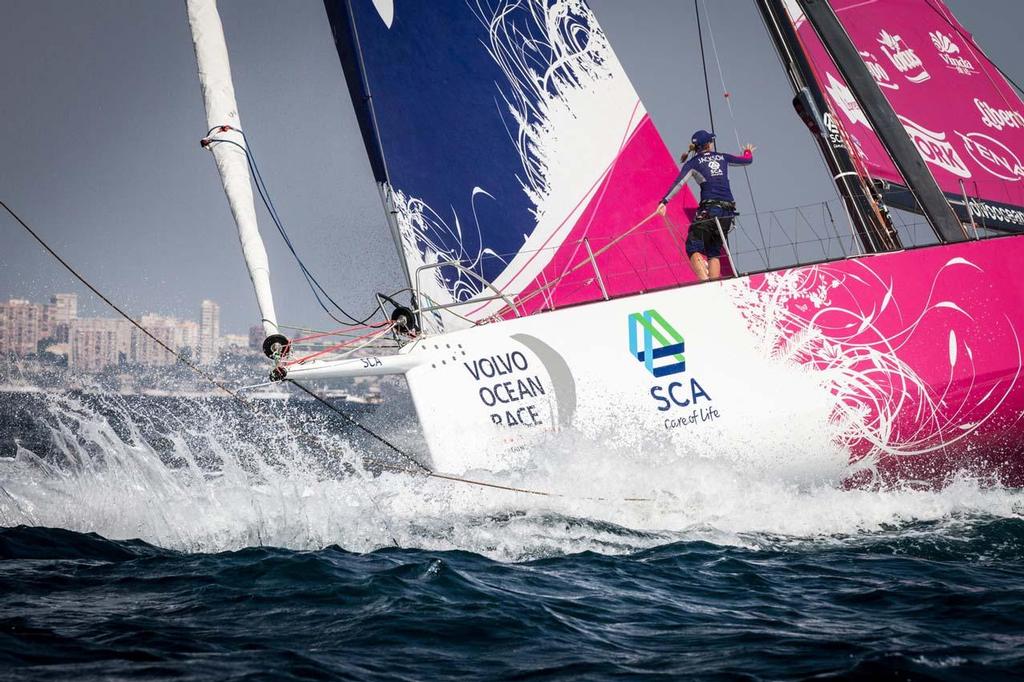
[289,323,388,344]
[282,323,394,367]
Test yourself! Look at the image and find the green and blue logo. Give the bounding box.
[628,309,685,378]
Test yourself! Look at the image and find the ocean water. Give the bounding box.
[1,392,1024,680]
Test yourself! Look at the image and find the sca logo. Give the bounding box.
[628,310,715,422]
[628,309,685,377]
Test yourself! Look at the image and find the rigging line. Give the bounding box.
[288,381,655,503]
[289,380,431,474]
[219,137,379,326]
[700,0,769,270]
[206,133,383,327]
[694,0,715,134]
[239,130,395,326]
[211,140,365,327]
[488,212,661,318]
[282,323,394,367]
[289,323,390,344]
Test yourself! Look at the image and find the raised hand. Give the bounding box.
[743,143,757,153]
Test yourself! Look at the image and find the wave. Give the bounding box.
[1,391,1022,561]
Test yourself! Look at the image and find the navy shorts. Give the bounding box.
[685,229,723,258]
[686,206,733,258]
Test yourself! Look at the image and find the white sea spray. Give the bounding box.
[1,391,1021,561]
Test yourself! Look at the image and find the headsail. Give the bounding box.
[786,0,1024,232]
[323,0,701,332]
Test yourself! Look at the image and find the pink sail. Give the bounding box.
[789,0,1024,229]
[476,114,708,320]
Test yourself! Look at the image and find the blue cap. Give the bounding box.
[692,129,716,146]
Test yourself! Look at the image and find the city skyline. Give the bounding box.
[0,291,252,336]
[0,293,253,372]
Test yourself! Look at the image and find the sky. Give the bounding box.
[1,0,1022,334]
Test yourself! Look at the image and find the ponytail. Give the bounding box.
[680,142,697,163]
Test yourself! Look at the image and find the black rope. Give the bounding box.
[0,198,417,464]
[2,197,411,543]
[288,380,430,474]
[204,128,383,327]
[695,0,715,135]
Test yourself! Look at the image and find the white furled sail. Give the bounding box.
[186,0,281,347]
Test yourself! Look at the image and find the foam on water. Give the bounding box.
[0,391,1022,561]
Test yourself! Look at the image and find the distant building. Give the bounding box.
[2,292,221,371]
[70,318,132,371]
[0,299,45,356]
[221,333,249,351]
[199,300,220,365]
[48,293,78,343]
[249,325,264,350]
[175,320,199,355]
[134,315,178,367]
[0,294,79,357]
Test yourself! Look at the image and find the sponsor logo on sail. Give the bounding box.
[859,50,899,90]
[975,98,1024,131]
[825,72,870,128]
[967,199,1024,227]
[955,131,1024,181]
[628,310,685,378]
[899,116,971,178]
[878,30,930,83]
[929,31,978,76]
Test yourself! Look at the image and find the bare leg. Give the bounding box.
[689,252,709,281]
[708,257,721,280]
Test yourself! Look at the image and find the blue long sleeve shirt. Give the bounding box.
[661,149,753,204]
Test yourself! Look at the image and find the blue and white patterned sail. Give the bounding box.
[324,0,702,331]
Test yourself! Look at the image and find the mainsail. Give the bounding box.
[323,0,702,332]
[785,0,1024,231]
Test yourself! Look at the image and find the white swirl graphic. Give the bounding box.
[729,257,1022,485]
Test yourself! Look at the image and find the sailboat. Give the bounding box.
[187,0,1024,488]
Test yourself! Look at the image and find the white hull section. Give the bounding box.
[399,281,846,478]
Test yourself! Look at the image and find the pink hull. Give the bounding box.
[739,235,1024,488]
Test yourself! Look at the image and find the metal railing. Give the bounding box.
[414,260,524,319]
[406,197,996,329]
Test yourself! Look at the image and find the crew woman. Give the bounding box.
[657,129,755,281]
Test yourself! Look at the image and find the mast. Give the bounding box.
[755,0,900,253]
[186,0,287,356]
[796,0,966,244]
